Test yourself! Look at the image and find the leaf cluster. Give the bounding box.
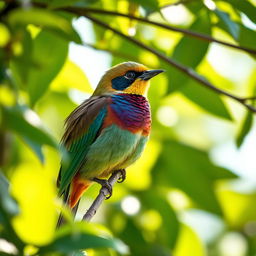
[0,0,256,255]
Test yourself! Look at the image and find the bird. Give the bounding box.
[57,61,164,225]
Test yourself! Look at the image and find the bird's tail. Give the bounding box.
[56,178,91,229]
[56,186,70,229]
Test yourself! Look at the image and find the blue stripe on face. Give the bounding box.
[111,71,143,91]
[111,76,134,90]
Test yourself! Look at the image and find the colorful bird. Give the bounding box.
[57,61,163,222]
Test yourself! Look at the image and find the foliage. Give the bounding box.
[0,0,256,255]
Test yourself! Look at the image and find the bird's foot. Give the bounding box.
[92,177,112,199]
[115,169,126,183]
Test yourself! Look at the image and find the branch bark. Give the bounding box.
[81,14,256,113]
[32,2,256,113]
[59,6,256,55]
[83,171,122,222]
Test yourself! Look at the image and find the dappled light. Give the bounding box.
[0,0,256,255]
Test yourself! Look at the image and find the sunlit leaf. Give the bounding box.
[168,11,211,92]
[236,111,253,147]
[27,30,68,106]
[152,140,236,215]
[217,188,256,228]
[51,60,93,93]
[214,8,239,40]
[117,218,167,256]
[11,165,57,245]
[2,105,57,162]
[23,137,44,163]
[138,190,180,249]
[215,20,256,52]
[174,224,206,256]
[0,23,10,47]
[38,233,127,254]
[8,8,81,43]
[129,0,159,14]
[223,0,256,24]
[181,80,232,120]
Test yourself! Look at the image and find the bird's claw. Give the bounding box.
[92,177,112,199]
[116,169,126,183]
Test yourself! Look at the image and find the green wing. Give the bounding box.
[58,96,108,195]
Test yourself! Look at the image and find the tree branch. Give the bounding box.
[83,42,142,62]
[79,14,256,113]
[59,6,256,55]
[32,3,256,112]
[83,171,122,222]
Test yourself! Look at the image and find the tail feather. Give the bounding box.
[56,177,91,229]
[56,185,70,229]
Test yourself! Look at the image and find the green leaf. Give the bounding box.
[238,25,256,50]
[0,172,24,251]
[152,141,236,215]
[214,8,239,40]
[51,60,93,93]
[49,0,100,8]
[2,105,57,161]
[215,20,256,51]
[174,224,205,256]
[168,11,211,92]
[223,0,256,24]
[10,29,33,89]
[0,172,19,216]
[138,191,179,249]
[129,0,159,14]
[236,111,253,147]
[8,8,81,43]
[118,218,168,256]
[181,80,232,120]
[49,0,83,8]
[38,233,127,254]
[27,30,68,106]
[23,137,44,163]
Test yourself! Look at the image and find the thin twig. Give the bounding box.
[81,14,256,113]
[241,96,256,102]
[83,42,142,62]
[83,171,122,222]
[31,3,256,112]
[59,6,256,55]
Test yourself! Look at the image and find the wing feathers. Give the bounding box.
[62,96,110,149]
[58,95,109,195]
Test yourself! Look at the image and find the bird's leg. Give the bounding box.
[92,177,112,199]
[115,169,126,183]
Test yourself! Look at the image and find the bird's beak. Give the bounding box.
[138,69,165,81]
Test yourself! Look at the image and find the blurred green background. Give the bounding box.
[0,0,256,255]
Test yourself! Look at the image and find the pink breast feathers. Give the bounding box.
[103,94,151,135]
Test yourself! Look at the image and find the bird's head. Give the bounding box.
[93,61,164,96]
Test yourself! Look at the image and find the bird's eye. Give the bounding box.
[125,71,136,80]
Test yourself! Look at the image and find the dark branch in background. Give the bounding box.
[83,42,140,62]
[59,7,256,55]
[83,171,122,222]
[66,12,256,113]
